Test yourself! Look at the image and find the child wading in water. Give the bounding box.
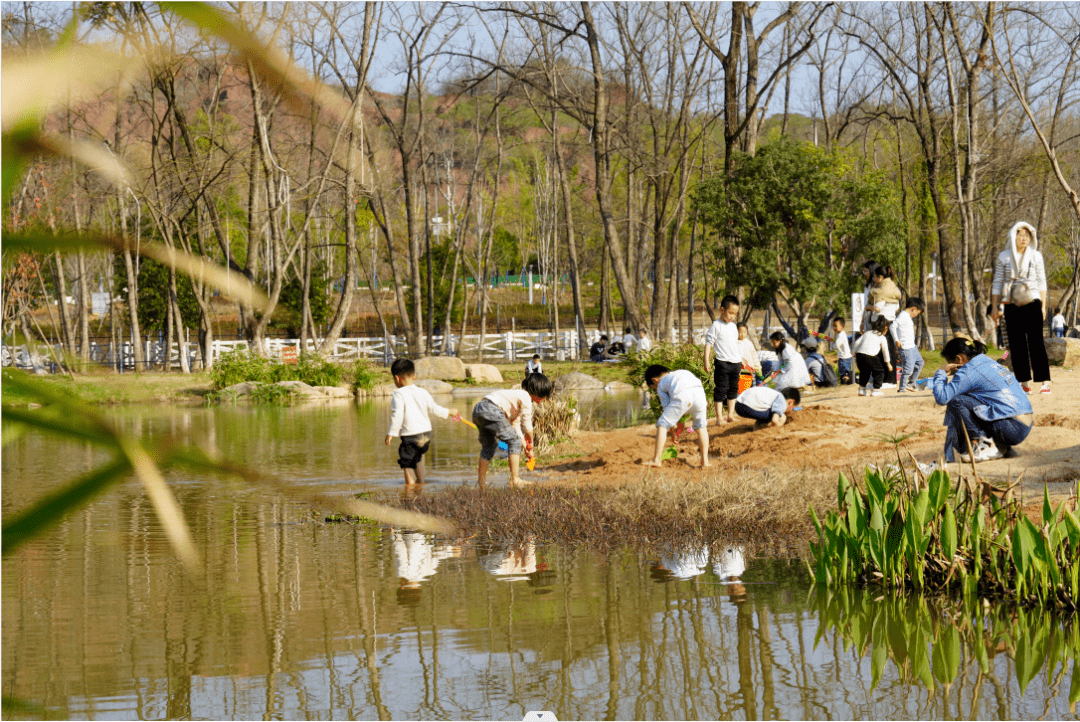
[643,365,711,468]
[472,373,553,487]
[853,316,893,396]
[384,358,459,485]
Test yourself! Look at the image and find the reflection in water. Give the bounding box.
[3,408,1078,720]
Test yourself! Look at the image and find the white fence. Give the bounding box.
[2,329,594,373]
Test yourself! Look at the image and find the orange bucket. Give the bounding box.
[737,371,754,395]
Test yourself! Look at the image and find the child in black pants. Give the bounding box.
[853,316,893,397]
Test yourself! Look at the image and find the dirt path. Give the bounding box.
[541,369,1080,502]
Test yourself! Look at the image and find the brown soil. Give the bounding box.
[540,371,1080,501]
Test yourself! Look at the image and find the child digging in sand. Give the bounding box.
[472,372,553,487]
[385,358,459,485]
[734,386,800,428]
[643,365,711,468]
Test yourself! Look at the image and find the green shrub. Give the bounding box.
[248,383,298,405]
[210,350,275,389]
[622,343,712,418]
[291,354,343,387]
[347,358,380,391]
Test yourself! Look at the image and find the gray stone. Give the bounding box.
[275,380,319,397]
[554,371,605,393]
[315,385,353,398]
[222,382,259,397]
[1044,337,1080,367]
[414,355,467,381]
[1067,325,1080,339]
[465,363,503,383]
[368,383,397,397]
[415,378,453,394]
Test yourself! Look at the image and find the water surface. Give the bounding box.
[3,401,1075,720]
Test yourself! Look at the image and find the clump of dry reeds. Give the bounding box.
[386,467,833,553]
[532,395,579,451]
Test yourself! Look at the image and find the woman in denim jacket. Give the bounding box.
[932,337,1033,463]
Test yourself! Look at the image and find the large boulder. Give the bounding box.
[315,385,353,398]
[1067,325,1080,339]
[415,378,453,394]
[554,371,605,393]
[368,383,397,397]
[1045,337,1080,367]
[414,355,466,381]
[465,364,503,383]
[275,380,319,397]
[221,382,259,398]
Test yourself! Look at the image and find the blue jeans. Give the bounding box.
[761,359,777,377]
[1054,328,1065,338]
[942,394,1032,462]
[899,347,924,388]
[837,357,853,384]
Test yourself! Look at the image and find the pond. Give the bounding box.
[3,399,1077,720]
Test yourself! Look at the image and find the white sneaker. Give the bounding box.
[858,386,867,397]
[973,438,1002,462]
[881,383,897,389]
[870,390,883,397]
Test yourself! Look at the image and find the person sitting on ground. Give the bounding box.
[853,316,893,396]
[472,372,553,487]
[607,337,627,356]
[769,332,811,391]
[589,334,609,362]
[892,297,926,393]
[704,295,743,425]
[622,327,637,352]
[734,385,800,428]
[736,322,761,377]
[524,354,542,378]
[757,346,779,377]
[1052,307,1067,339]
[832,317,853,385]
[932,336,1033,463]
[643,364,710,468]
[802,338,829,386]
[385,358,459,486]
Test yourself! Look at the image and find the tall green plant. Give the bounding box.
[810,466,1080,610]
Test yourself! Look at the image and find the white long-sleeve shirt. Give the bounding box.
[738,339,761,372]
[704,319,741,364]
[482,388,535,440]
[1052,314,1066,331]
[387,384,450,437]
[853,330,892,365]
[775,345,811,390]
[891,310,916,350]
[833,331,852,360]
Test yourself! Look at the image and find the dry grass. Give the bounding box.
[532,395,579,451]
[386,467,832,554]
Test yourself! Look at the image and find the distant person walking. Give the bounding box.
[991,222,1051,394]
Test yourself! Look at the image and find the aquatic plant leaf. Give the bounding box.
[928,470,949,514]
[871,644,888,690]
[1015,627,1039,695]
[942,626,961,683]
[885,507,905,564]
[1013,522,1035,577]
[869,503,885,533]
[942,504,958,562]
[912,488,930,528]
[1064,511,1080,551]
[1071,659,1080,706]
[866,469,887,509]
[1043,486,1054,527]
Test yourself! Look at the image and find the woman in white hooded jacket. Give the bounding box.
[991,221,1051,393]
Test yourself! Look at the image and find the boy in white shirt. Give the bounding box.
[734,386,800,428]
[524,354,542,377]
[622,327,637,352]
[703,295,742,425]
[472,373,553,487]
[891,297,925,393]
[643,365,710,468]
[831,317,853,385]
[385,358,459,485]
[1052,307,1067,338]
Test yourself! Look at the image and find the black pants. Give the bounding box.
[856,352,884,389]
[1004,299,1051,384]
[712,360,741,402]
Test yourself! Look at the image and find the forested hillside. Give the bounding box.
[3,2,1079,370]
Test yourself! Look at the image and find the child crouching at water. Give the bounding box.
[643,365,711,468]
[734,386,800,428]
[385,358,459,485]
[472,373,553,487]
